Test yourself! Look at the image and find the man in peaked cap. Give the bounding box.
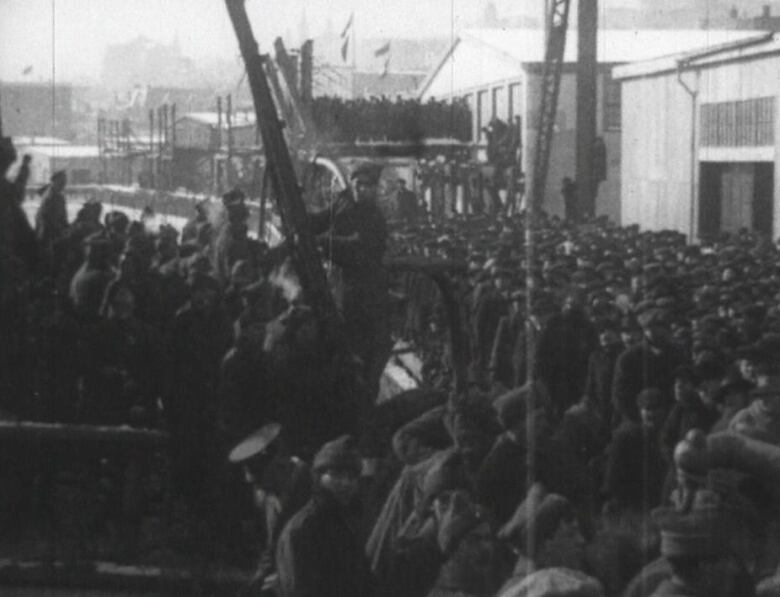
[276,435,372,597]
[308,161,392,452]
[229,423,311,593]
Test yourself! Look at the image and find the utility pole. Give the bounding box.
[226,94,233,189]
[149,109,155,188]
[216,95,223,194]
[157,108,163,191]
[171,103,177,189]
[576,0,598,220]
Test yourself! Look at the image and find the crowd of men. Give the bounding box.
[311,95,472,143]
[4,126,780,596]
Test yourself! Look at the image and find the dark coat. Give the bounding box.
[584,344,622,428]
[165,303,233,428]
[611,342,682,424]
[659,398,718,462]
[396,188,419,223]
[473,290,509,372]
[309,193,390,382]
[489,312,522,389]
[35,188,68,245]
[276,492,373,597]
[603,421,667,511]
[68,264,113,323]
[78,317,164,425]
[0,177,37,271]
[534,310,598,420]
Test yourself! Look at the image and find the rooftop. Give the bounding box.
[613,31,780,80]
[462,27,767,64]
[419,27,767,98]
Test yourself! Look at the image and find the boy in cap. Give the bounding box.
[275,435,372,597]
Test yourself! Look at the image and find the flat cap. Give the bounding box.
[351,161,383,183]
[312,434,361,474]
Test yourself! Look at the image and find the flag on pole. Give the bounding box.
[22,65,33,75]
[340,13,353,63]
[380,57,390,78]
[340,13,354,39]
[374,41,390,57]
[341,37,350,62]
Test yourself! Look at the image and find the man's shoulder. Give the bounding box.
[615,344,647,364]
[278,498,320,543]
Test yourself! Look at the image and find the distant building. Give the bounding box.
[418,27,765,220]
[12,138,100,186]
[172,111,261,194]
[614,32,779,239]
[312,34,448,99]
[0,82,75,140]
[733,4,780,31]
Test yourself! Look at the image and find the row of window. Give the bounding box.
[460,76,622,142]
[700,97,775,147]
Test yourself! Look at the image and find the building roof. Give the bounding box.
[24,145,100,158]
[179,111,256,128]
[419,27,767,99]
[613,31,779,80]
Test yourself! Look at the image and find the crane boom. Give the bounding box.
[224,0,339,324]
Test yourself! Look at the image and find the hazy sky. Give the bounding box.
[0,0,521,83]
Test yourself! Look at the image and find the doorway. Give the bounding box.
[698,161,774,239]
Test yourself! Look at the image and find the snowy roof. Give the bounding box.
[463,28,767,64]
[13,136,71,146]
[180,111,256,128]
[419,28,767,99]
[613,32,780,80]
[25,145,100,158]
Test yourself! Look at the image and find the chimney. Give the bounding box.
[763,4,771,18]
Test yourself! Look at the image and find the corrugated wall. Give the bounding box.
[620,71,695,235]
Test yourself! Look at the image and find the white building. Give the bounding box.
[419,28,763,220]
[12,138,100,185]
[614,32,780,239]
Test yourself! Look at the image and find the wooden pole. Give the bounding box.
[576,0,598,220]
[149,109,155,188]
